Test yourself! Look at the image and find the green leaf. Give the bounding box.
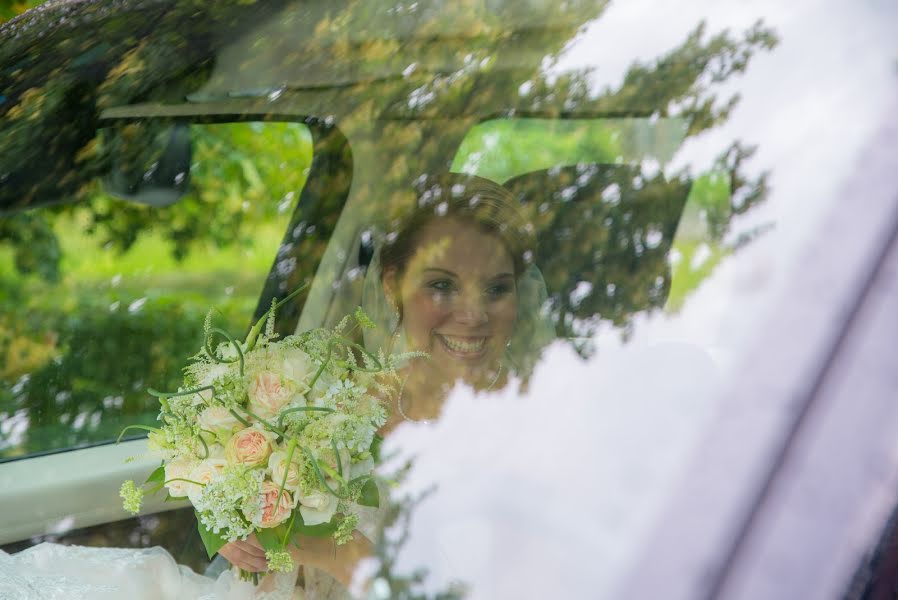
[144,465,165,485]
[370,434,384,463]
[255,528,282,552]
[358,478,379,508]
[197,514,229,559]
[289,509,338,538]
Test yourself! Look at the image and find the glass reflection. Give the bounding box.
[3,0,896,596]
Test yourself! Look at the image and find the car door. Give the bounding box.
[3,0,898,598]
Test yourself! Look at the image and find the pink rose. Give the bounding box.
[247,371,294,420]
[259,480,293,528]
[225,427,274,468]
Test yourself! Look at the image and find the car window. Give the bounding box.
[0,121,311,460]
[2,0,897,597]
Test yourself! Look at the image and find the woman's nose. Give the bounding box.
[453,293,488,325]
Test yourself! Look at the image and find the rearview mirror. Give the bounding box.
[101,121,192,208]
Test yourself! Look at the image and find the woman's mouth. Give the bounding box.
[435,334,488,358]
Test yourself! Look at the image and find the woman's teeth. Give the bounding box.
[440,335,486,353]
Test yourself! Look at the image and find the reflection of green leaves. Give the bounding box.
[0,121,311,279]
[0,288,241,458]
[666,240,729,314]
[453,118,627,183]
[0,1,43,26]
[0,212,61,282]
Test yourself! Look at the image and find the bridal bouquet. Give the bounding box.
[118,288,403,579]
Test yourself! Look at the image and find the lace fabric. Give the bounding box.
[0,543,263,600]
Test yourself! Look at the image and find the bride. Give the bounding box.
[214,174,553,597]
[0,173,553,599]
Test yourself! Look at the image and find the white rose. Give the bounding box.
[283,349,313,390]
[247,371,296,419]
[147,430,173,460]
[299,489,339,526]
[268,450,302,492]
[164,457,199,498]
[198,406,243,441]
[187,458,228,505]
[206,444,226,459]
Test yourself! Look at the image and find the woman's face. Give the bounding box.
[392,217,517,384]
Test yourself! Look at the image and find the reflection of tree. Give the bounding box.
[0,0,779,459]
[2,1,777,311]
[507,165,691,346]
[0,0,779,581]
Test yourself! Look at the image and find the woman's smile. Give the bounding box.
[434,333,489,358]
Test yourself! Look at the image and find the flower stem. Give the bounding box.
[239,406,286,437]
[148,385,214,400]
[275,439,297,509]
[300,445,347,499]
[116,424,162,444]
[163,477,207,487]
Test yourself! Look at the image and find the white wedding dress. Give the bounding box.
[0,492,384,600]
[0,543,267,600]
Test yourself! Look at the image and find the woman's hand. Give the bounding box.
[287,531,373,587]
[218,534,268,572]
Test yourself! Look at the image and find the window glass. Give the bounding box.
[0,121,311,460]
[1,0,896,598]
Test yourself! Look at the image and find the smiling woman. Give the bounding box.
[363,173,553,426]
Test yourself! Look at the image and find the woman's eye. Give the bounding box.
[428,279,454,292]
[485,283,513,298]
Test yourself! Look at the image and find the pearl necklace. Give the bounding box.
[396,365,503,424]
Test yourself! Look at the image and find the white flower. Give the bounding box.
[206,444,226,459]
[187,458,228,504]
[283,348,314,389]
[199,362,232,386]
[306,371,339,407]
[146,430,174,460]
[164,457,199,498]
[299,489,339,526]
[198,406,242,441]
[268,450,302,492]
[190,387,213,406]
